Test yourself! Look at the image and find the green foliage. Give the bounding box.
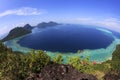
[0,42,7,52]
[1,42,120,80]
[93,62,111,73]
[0,53,24,79]
[110,45,120,70]
[91,45,120,79]
[53,54,63,64]
[112,45,120,61]
[68,56,82,71]
[29,50,50,72]
[2,27,31,42]
[68,56,93,73]
[111,60,120,70]
[0,43,50,80]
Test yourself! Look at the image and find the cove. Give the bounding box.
[4,24,120,63]
[18,24,114,53]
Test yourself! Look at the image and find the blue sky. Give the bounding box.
[0,0,120,38]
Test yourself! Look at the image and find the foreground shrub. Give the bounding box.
[0,43,51,80]
[53,54,63,64]
[29,50,51,73]
[68,56,93,73]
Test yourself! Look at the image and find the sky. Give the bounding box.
[0,0,120,38]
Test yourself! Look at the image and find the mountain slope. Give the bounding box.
[2,21,59,42]
[23,24,34,30]
[2,27,31,41]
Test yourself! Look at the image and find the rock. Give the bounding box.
[103,72,120,80]
[26,63,98,80]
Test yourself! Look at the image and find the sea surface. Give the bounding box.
[4,24,120,63]
[18,24,114,53]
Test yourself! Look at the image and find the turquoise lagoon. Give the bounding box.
[4,25,120,63]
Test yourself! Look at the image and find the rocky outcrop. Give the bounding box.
[26,63,98,80]
[103,72,120,80]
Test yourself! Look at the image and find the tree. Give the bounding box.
[68,56,92,73]
[53,54,63,64]
[68,56,82,71]
[0,43,51,80]
[29,50,50,72]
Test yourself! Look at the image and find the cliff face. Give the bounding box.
[2,27,31,41]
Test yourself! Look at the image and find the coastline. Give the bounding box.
[4,34,32,53]
[4,31,120,63]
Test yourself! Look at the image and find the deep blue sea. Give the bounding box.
[18,24,114,53]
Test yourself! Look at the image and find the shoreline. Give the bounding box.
[4,34,120,63]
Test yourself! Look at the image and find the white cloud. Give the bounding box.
[0,26,10,39]
[0,7,43,17]
[96,18,120,32]
[66,17,120,32]
[0,22,29,35]
[0,17,120,39]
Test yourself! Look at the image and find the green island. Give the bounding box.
[2,21,59,42]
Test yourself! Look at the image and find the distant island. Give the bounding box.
[23,24,34,31]
[2,21,60,42]
[37,21,59,28]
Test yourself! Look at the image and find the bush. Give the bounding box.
[29,50,51,73]
[68,56,93,73]
[53,54,63,64]
[0,43,51,80]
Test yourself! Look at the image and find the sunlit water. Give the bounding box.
[4,24,120,63]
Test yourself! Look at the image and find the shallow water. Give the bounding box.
[4,24,120,63]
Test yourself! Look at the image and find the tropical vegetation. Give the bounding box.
[0,40,120,80]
